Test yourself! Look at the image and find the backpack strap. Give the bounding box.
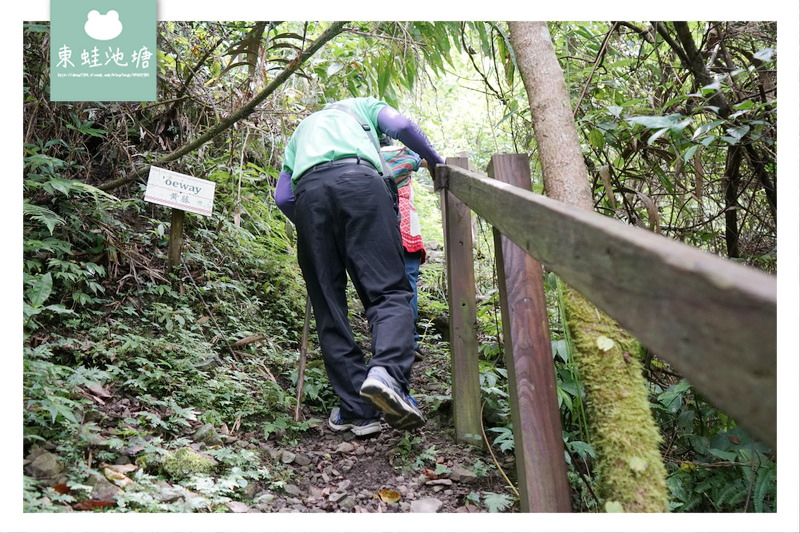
[324,103,391,176]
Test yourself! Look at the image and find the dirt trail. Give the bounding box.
[253,344,516,513]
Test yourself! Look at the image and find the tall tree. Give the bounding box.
[508,21,668,513]
[652,21,777,258]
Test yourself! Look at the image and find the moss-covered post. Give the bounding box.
[509,20,668,512]
[562,284,667,511]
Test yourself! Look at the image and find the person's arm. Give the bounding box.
[377,106,444,176]
[274,170,296,223]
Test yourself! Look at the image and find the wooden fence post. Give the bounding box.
[488,154,572,512]
[438,157,483,446]
[168,208,185,271]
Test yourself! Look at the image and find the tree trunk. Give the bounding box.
[743,143,777,223]
[508,23,593,209]
[723,145,743,258]
[509,21,668,512]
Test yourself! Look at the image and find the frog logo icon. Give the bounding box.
[84,10,123,41]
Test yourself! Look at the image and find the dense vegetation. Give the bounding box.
[22,21,777,514]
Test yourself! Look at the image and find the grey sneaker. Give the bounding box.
[328,407,382,436]
[359,366,426,431]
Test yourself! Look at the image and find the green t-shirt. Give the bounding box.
[281,97,387,188]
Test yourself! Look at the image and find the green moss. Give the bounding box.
[562,285,668,512]
[163,447,216,479]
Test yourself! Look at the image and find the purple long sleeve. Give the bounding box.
[274,170,296,223]
[377,106,444,168]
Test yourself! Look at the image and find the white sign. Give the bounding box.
[144,166,215,216]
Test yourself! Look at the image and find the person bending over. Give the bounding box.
[274,97,443,436]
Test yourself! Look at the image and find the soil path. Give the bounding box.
[253,340,516,513]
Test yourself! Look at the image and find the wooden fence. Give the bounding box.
[434,154,777,513]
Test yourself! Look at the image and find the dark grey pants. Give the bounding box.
[294,161,416,420]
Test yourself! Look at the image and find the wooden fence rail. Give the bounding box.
[435,156,777,456]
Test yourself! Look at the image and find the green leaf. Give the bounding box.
[726,125,750,142]
[567,440,596,459]
[434,463,451,476]
[700,135,716,147]
[66,121,106,138]
[377,62,391,99]
[23,303,42,321]
[557,387,573,410]
[23,201,66,235]
[28,272,53,308]
[682,145,700,163]
[688,435,709,455]
[692,120,724,140]
[551,339,568,360]
[700,78,722,93]
[708,448,738,462]
[647,127,669,146]
[326,62,343,77]
[627,114,690,138]
[754,467,776,512]
[626,114,680,129]
[588,128,605,149]
[47,401,78,425]
[657,380,690,413]
[483,491,513,513]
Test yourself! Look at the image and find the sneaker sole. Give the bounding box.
[327,418,382,436]
[360,379,426,431]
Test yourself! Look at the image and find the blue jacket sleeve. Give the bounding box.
[377,106,445,169]
[274,171,296,223]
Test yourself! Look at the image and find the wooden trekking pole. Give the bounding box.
[293,294,312,421]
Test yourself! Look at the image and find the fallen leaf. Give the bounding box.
[230,334,266,347]
[51,483,70,495]
[103,467,133,487]
[634,191,660,234]
[596,335,615,352]
[87,383,112,398]
[728,435,741,445]
[599,165,616,209]
[101,463,138,474]
[73,499,116,511]
[693,151,704,200]
[377,489,401,503]
[422,468,438,480]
